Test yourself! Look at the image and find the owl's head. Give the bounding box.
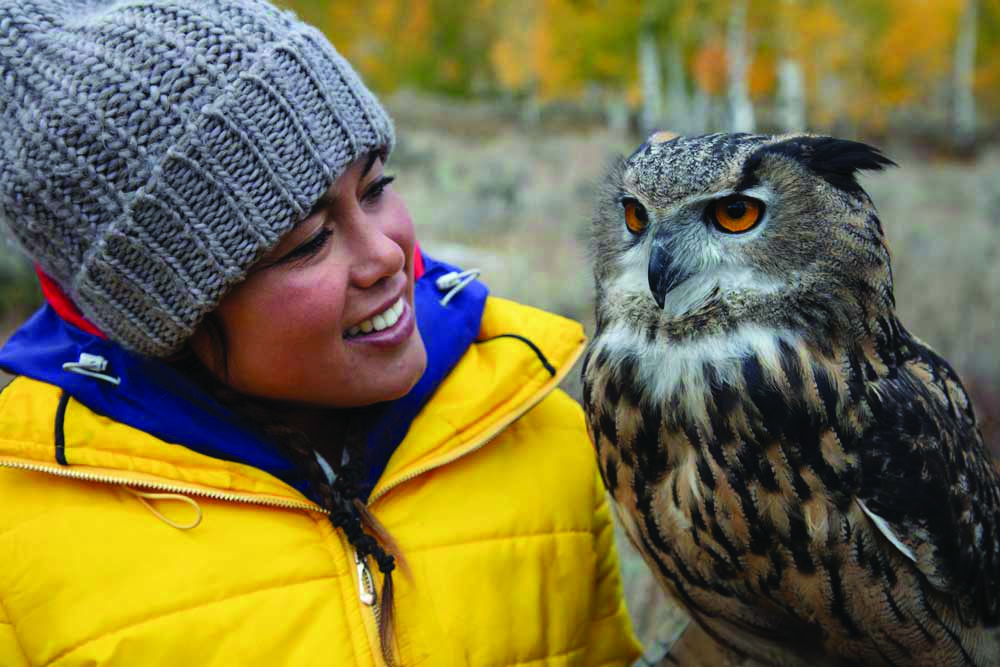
[590,132,897,348]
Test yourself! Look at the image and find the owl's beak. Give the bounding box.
[648,244,690,309]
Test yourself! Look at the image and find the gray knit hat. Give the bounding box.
[0,0,395,356]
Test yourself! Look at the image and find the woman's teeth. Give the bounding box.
[347,297,404,337]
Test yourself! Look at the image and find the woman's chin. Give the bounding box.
[336,333,428,407]
[379,336,428,402]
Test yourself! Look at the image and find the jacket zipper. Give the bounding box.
[0,458,323,512]
[0,457,401,664]
[356,342,583,663]
[354,548,395,667]
[355,549,377,607]
[1,340,584,510]
[1,338,583,664]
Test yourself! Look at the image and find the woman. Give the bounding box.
[0,1,641,665]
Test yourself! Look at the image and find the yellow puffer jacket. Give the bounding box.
[0,297,641,667]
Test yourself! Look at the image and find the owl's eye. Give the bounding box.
[622,198,649,235]
[710,195,763,234]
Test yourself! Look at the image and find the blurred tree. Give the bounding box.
[275,0,1000,140]
[954,0,979,143]
[322,0,500,96]
[536,1,642,99]
[638,17,664,133]
[653,1,709,135]
[979,0,1000,117]
[869,0,963,117]
[664,43,692,133]
[773,0,806,131]
[489,1,539,94]
[727,0,756,131]
[692,44,728,98]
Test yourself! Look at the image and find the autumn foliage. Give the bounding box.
[261,1,998,136]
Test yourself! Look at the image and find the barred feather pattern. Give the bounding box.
[583,132,1000,666]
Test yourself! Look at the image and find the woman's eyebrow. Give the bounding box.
[360,150,379,179]
[304,151,381,219]
[306,190,335,219]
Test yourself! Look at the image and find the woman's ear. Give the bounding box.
[187,315,230,383]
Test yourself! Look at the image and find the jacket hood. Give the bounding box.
[0,255,487,502]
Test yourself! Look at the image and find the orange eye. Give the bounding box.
[711,196,763,233]
[623,198,649,234]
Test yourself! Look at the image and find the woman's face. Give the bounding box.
[191,152,427,408]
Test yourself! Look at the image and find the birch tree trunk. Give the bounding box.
[665,44,691,134]
[953,0,978,145]
[777,58,805,132]
[727,0,755,132]
[690,89,709,135]
[639,28,664,134]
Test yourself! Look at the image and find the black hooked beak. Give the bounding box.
[648,242,690,309]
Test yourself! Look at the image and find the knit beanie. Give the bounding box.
[0,0,395,357]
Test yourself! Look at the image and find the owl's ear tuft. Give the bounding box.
[756,136,896,194]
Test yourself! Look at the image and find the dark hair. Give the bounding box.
[171,314,402,661]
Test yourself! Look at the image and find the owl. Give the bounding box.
[582,132,1000,666]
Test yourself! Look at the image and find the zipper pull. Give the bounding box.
[354,550,375,606]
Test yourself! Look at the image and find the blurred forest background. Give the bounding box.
[2,0,1000,663]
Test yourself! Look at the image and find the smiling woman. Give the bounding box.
[191,153,427,408]
[0,1,641,666]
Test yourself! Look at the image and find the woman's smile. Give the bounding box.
[344,294,416,349]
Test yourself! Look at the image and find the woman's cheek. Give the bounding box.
[273,287,347,339]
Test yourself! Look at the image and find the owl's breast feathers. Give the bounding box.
[582,319,1000,665]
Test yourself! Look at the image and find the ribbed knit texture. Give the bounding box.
[0,0,394,356]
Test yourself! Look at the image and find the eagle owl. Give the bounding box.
[582,132,1000,666]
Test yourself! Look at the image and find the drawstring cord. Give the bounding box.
[63,266,483,532]
[125,488,203,530]
[435,269,481,306]
[62,353,121,386]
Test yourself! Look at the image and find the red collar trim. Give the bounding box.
[34,266,105,338]
[414,242,425,280]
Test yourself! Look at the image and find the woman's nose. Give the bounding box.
[347,218,405,289]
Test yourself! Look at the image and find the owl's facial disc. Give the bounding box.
[644,187,772,311]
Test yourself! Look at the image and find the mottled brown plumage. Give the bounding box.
[582,132,1000,666]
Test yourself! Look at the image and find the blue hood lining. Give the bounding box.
[0,255,487,503]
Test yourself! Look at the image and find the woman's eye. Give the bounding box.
[281,226,333,265]
[710,195,763,234]
[363,175,395,204]
[621,197,649,235]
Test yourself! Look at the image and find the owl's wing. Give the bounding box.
[857,336,1000,624]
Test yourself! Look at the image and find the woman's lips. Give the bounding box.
[344,299,415,349]
[345,296,405,337]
